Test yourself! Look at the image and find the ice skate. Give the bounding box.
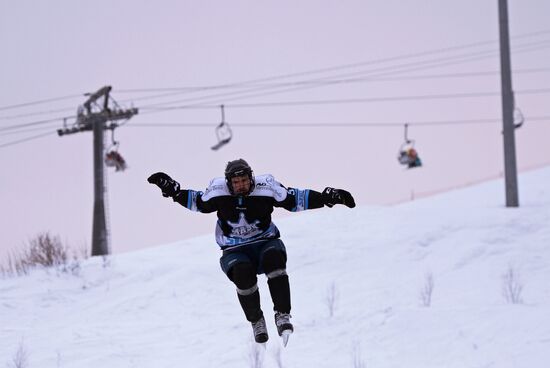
[274,312,293,346]
[251,315,269,343]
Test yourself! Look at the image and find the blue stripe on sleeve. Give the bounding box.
[187,190,193,209]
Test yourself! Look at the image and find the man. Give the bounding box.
[148,159,355,345]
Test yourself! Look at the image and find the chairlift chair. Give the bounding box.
[104,129,127,172]
[211,105,233,150]
[514,107,524,129]
[397,124,422,169]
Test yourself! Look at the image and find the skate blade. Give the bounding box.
[281,330,292,347]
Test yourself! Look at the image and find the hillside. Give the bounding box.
[1,167,549,368]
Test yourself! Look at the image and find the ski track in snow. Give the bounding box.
[1,167,550,367]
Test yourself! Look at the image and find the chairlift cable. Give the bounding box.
[137,40,550,110]
[0,131,56,148]
[115,28,550,95]
[127,115,550,128]
[1,41,549,122]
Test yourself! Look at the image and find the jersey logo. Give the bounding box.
[226,212,262,239]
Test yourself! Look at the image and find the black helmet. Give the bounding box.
[225,159,255,195]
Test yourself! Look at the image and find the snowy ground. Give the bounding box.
[1,167,550,368]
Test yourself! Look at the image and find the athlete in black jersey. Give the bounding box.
[148,159,355,344]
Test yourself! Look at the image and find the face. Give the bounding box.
[230,175,251,195]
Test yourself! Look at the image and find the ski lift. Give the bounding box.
[211,105,233,151]
[104,128,127,172]
[397,124,422,169]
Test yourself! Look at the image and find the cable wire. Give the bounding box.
[0,123,61,137]
[138,88,550,111]
[0,93,84,112]
[2,30,550,125]
[0,116,76,132]
[138,40,550,111]
[0,131,57,148]
[128,115,550,128]
[116,28,550,95]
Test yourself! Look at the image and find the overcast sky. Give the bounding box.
[1,0,549,256]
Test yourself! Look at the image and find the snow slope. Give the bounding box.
[1,167,550,368]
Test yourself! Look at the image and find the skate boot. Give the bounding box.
[251,315,269,343]
[274,312,293,335]
[274,312,293,347]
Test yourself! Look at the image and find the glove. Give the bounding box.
[322,187,356,208]
[147,172,180,198]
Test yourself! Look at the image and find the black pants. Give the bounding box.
[223,240,291,322]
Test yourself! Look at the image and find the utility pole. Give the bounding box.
[58,86,138,256]
[498,0,519,207]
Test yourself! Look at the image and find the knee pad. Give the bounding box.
[231,262,257,290]
[266,268,288,279]
[262,249,287,274]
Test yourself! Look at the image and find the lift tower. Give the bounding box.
[498,0,519,207]
[58,86,138,256]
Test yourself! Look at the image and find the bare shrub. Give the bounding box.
[326,282,338,317]
[502,266,524,304]
[8,340,28,368]
[419,272,435,307]
[1,232,85,277]
[27,232,68,267]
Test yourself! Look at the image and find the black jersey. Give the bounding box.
[173,174,325,249]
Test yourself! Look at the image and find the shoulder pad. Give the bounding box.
[201,177,230,201]
[250,174,287,201]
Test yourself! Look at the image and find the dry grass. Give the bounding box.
[1,232,86,278]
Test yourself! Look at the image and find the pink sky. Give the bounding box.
[1,0,549,256]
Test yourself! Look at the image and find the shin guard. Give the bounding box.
[237,285,263,322]
[267,270,291,314]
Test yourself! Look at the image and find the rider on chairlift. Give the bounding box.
[398,124,422,169]
[104,128,127,172]
[105,150,127,171]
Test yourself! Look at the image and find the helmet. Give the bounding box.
[225,159,255,195]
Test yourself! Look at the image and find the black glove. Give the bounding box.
[147,172,180,198]
[322,187,356,208]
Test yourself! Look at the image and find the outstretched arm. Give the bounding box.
[147,172,217,213]
[275,186,355,211]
